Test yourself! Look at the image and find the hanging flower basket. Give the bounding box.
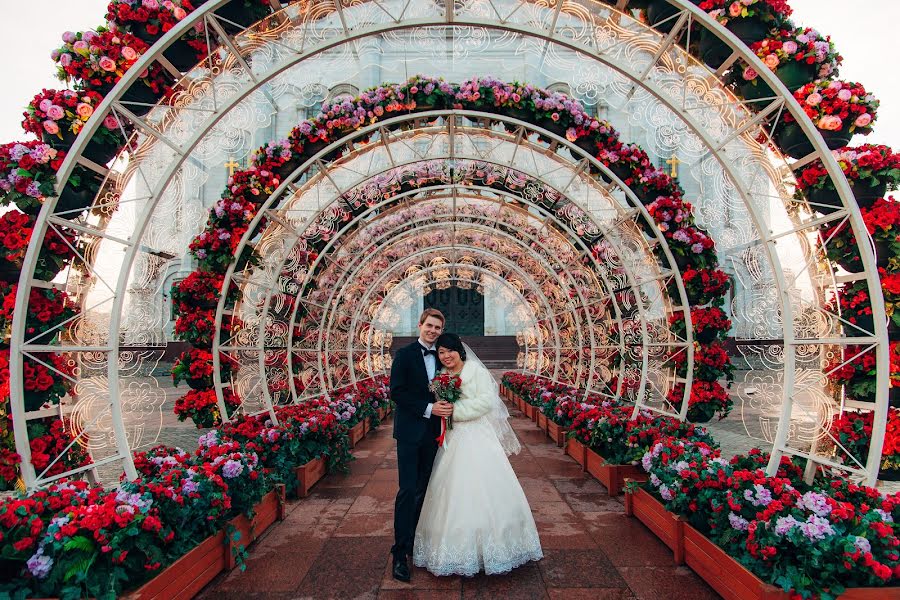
[775,122,853,159]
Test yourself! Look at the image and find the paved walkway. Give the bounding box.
[199,401,720,600]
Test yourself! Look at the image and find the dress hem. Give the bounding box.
[413,549,544,577]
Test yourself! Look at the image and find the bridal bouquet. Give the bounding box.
[430,372,462,445]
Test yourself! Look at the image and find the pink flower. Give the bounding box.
[764,54,779,69]
[122,46,138,61]
[838,89,852,101]
[46,105,65,120]
[62,31,77,44]
[38,99,53,112]
[99,56,117,72]
[82,30,98,45]
[566,128,578,142]
[143,0,159,7]
[729,2,743,17]
[742,67,758,81]
[805,92,823,106]
[42,120,60,135]
[76,103,93,119]
[550,112,560,122]
[783,41,798,54]
[103,114,119,130]
[59,53,72,67]
[855,113,872,128]
[173,7,187,20]
[817,115,843,131]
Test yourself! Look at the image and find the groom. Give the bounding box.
[389,308,454,582]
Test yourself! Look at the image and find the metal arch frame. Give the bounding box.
[10,0,885,487]
[216,118,692,422]
[305,191,666,402]
[320,217,602,394]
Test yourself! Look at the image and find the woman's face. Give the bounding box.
[438,346,462,371]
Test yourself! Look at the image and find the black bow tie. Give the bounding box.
[421,345,437,357]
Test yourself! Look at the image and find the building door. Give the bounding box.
[424,286,484,336]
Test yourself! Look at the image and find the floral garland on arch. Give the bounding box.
[170,75,734,426]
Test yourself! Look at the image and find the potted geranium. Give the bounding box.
[667,380,733,422]
[664,225,717,270]
[171,348,235,389]
[52,27,172,115]
[173,308,233,347]
[170,270,238,311]
[22,88,125,165]
[0,286,77,348]
[826,342,900,406]
[0,141,63,215]
[174,386,241,427]
[736,26,842,101]
[670,306,732,343]
[0,210,78,282]
[821,196,900,272]
[829,408,900,480]
[672,341,734,383]
[795,145,900,213]
[675,267,731,306]
[106,0,205,71]
[776,80,878,158]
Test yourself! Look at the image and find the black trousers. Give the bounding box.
[391,437,438,558]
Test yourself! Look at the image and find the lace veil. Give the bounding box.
[463,343,521,456]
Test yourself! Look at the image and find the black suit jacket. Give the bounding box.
[390,342,442,443]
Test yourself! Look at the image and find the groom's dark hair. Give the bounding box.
[436,333,466,361]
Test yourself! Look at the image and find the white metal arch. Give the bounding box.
[10,0,887,488]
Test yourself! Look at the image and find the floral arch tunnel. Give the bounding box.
[1,1,900,597]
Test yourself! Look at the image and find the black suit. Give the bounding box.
[390,341,442,559]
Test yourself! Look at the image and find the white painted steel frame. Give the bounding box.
[9,0,886,487]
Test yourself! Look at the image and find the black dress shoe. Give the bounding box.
[392,555,411,582]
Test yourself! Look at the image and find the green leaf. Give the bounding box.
[63,535,95,553]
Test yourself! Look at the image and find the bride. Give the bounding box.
[413,332,543,576]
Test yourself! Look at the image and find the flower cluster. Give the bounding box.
[667,381,733,422]
[643,439,900,598]
[741,26,842,83]
[699,0,792,27]
[173,386,241,428]
[785,80,878,134]
[0,141,63,214]
[829,408,900,474]
[22,88,122,147]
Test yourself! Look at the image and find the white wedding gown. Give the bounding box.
[413,361,543,576]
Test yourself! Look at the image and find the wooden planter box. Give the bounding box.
[126,486,285,599]
[523,403,536,420]
[348,421,365,447]
[364,417,372,434]
[295,456,327,497]
[125,530,226,600]
[546,420,567,447]
[564,436,587,469]
[585,449,648,497]
[624,486,683,556]
[377,406,387,420]
[537,411,549,433]
[626,487,900,600]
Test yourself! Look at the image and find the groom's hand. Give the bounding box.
[432,401,453,418]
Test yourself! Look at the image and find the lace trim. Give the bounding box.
[412,530,543,576]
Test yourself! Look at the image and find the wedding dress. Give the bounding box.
[412,357,543,576]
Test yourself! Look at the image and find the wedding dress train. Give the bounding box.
[412,361,542,576]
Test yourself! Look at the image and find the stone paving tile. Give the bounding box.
[201,393,723,600]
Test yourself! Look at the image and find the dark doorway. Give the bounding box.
[424,286,484,336]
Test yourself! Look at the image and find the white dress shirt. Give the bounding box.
[419,338,436,418]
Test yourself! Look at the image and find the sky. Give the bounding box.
[0,0,897,145]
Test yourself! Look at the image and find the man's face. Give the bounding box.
[419,316,443,345]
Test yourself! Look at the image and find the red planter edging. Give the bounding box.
[546,420,567,447]
[626,486,900,599]
[564,437,588,470]
[295,456,327,497]
[585,449,648,497]
[348,421,365,447]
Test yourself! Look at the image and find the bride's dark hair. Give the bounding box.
[435,333,466,361]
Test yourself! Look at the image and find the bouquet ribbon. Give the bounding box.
[436,416,448,447]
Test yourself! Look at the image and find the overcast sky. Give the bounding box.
[0,0,896,146]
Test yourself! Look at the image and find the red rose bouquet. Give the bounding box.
[430,371,462,445]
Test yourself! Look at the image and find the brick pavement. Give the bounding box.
[197,401,720,600]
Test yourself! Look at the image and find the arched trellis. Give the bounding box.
[211,114,696,425]
[9,0,888,488]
